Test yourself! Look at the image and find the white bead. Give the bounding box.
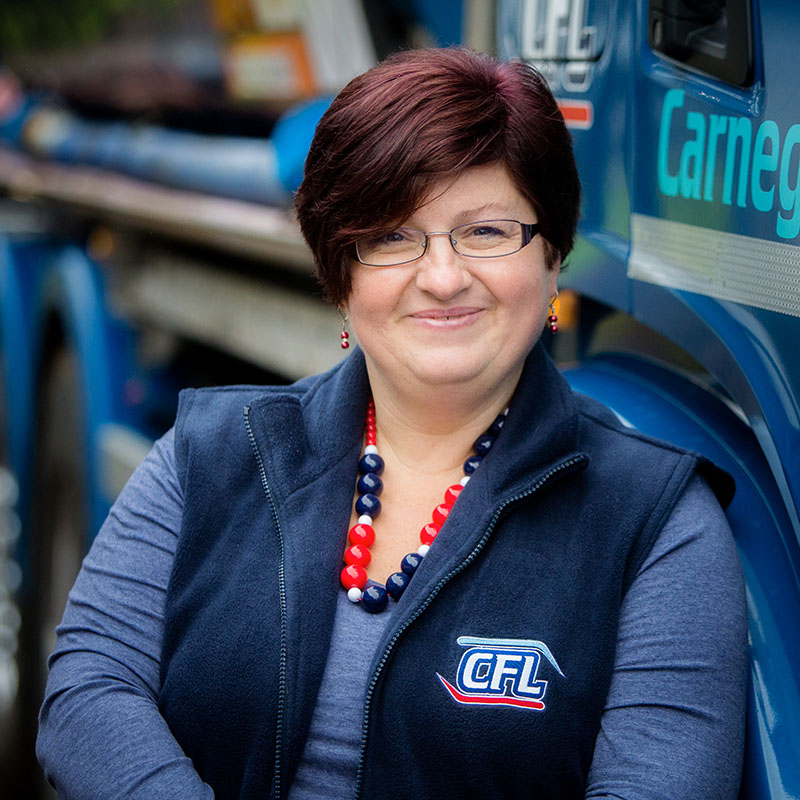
[460,475,470,486]
[364,444,379,455]
[503,407,510,415]
[347,587,363,603]
[358,514,373,525]
[418,544,430,556]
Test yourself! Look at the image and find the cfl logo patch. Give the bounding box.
[437,636,565,711]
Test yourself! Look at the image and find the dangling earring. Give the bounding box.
[548,293,559,334]
[339,309,350,349]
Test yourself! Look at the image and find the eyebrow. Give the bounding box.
[403,203,513,229]
[452,204,509,222]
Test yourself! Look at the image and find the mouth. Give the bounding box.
[411,307,483,326]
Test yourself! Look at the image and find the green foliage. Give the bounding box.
[0,0,184,55]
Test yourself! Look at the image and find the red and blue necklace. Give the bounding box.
[340,398,508,613]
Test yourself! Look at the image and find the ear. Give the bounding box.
[546,262,561,300]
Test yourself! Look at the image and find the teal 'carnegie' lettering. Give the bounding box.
[751,121,779,213]
[703,115,727,202]
[723,117,752,208]
[680,112,706,199]
[778,125,800,240]
[657,89,799,240]
[657,89,683,198]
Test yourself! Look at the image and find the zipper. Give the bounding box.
[244,406,288,800]
[352,453,588,799]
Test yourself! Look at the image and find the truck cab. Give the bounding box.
[498,0,800,795]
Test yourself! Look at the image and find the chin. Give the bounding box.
[406,349,514,390]
[364,335,535,393]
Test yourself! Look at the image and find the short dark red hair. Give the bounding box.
[295,47,580,306]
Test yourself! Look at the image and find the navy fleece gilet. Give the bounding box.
[159,343,733,800]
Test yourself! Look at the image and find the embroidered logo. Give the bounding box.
[437,636,565,711]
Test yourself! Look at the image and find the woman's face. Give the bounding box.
[346,163,559,398]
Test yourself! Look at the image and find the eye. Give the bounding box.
[468,225,504,237]
[365,228,416,247]
[461,223,508,240]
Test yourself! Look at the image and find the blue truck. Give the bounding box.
[0,0,798,796]
[497,0,800,794]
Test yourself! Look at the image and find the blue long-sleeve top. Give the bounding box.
[37,427,747,798]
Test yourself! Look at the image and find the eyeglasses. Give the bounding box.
[354,219,540,267]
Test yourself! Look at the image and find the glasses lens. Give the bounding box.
[451,220,524,258]
[356,227,427,266]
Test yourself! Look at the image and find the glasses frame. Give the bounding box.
[354,219,541,267]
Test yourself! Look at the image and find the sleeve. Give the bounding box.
[584,474,748,800]
[36,428,215,799]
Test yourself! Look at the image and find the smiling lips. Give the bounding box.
[411,307,483,326]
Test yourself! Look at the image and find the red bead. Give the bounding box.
[349,523,376,546]
[432,503,451,526]
[340,564,367,590]
[444,484,463,505]
[420,522,441,545]
[341,339,350,349]
[548,315,558,323]
[345,544,371,567]
[549,324,558,333]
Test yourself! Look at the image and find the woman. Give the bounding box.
[37,48,747,799]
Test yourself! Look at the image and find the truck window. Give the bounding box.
[648,0,753,86]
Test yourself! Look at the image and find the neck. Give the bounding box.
[364,361,520,474]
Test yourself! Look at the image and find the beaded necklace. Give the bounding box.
[340,398,508,613]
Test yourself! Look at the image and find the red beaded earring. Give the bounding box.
[548,293,559,334]
[340,310,350,349]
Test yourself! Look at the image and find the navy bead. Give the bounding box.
[357,472,383,496]
[401,552,423,576]
[355,493,381,517]
[386,571,410,600]
[361,584,389,613]
[488,413,507,436]
[359,453,385,475]
[463,454,483,474]
[473,433,495,457]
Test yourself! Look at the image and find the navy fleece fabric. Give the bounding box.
[37,428,747,799]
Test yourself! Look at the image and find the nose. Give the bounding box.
[414,232,472,300]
